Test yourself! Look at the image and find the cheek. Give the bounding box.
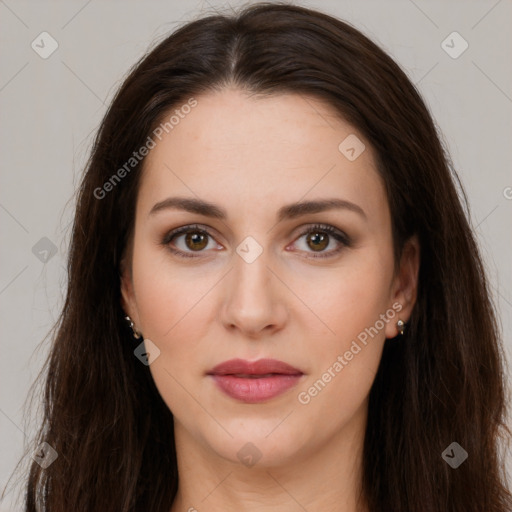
[131,257,215,345]
[130,254,219,416]
[291,248,394,347]
[130,242,226,388]
[131,233,208,328]
[291,252,393,418]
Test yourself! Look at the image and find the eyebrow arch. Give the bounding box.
[149,196,367,221]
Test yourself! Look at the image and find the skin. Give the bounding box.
[121,87,419,512]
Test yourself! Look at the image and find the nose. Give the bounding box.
[220,248,288,338]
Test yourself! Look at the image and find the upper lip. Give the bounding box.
[207,358,303,376]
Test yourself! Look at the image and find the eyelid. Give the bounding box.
[161,222,351,259]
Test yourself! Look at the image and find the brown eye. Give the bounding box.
[291,223,351,259]
[184,231,208,251]
[305,231,329,251]
[162,224,221,258]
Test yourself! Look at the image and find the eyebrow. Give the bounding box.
[149,196,367,222]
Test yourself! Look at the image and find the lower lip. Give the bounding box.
[209,374,303,403]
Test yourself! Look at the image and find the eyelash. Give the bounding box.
[161,223,351,260]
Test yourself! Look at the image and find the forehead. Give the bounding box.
[137,88,387,224]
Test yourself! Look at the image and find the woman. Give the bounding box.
[18,2,512,511]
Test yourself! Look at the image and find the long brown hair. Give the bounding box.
[9,2,512,510]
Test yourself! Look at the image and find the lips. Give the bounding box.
[207,358,303,377]
[207,358,304,403]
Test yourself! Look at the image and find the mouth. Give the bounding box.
[207,358,304,403]
[226,373,289,378]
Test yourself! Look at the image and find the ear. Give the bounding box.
[120,250,140,328]
[385,234,420,339]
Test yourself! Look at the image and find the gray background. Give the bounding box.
[1,0,511,509]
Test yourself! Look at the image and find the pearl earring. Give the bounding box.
[124,315,142,339]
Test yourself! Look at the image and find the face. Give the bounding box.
[121,87,419,468]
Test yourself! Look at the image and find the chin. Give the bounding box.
[201,424,309,469]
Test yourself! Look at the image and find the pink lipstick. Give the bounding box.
[207,358,304,403]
